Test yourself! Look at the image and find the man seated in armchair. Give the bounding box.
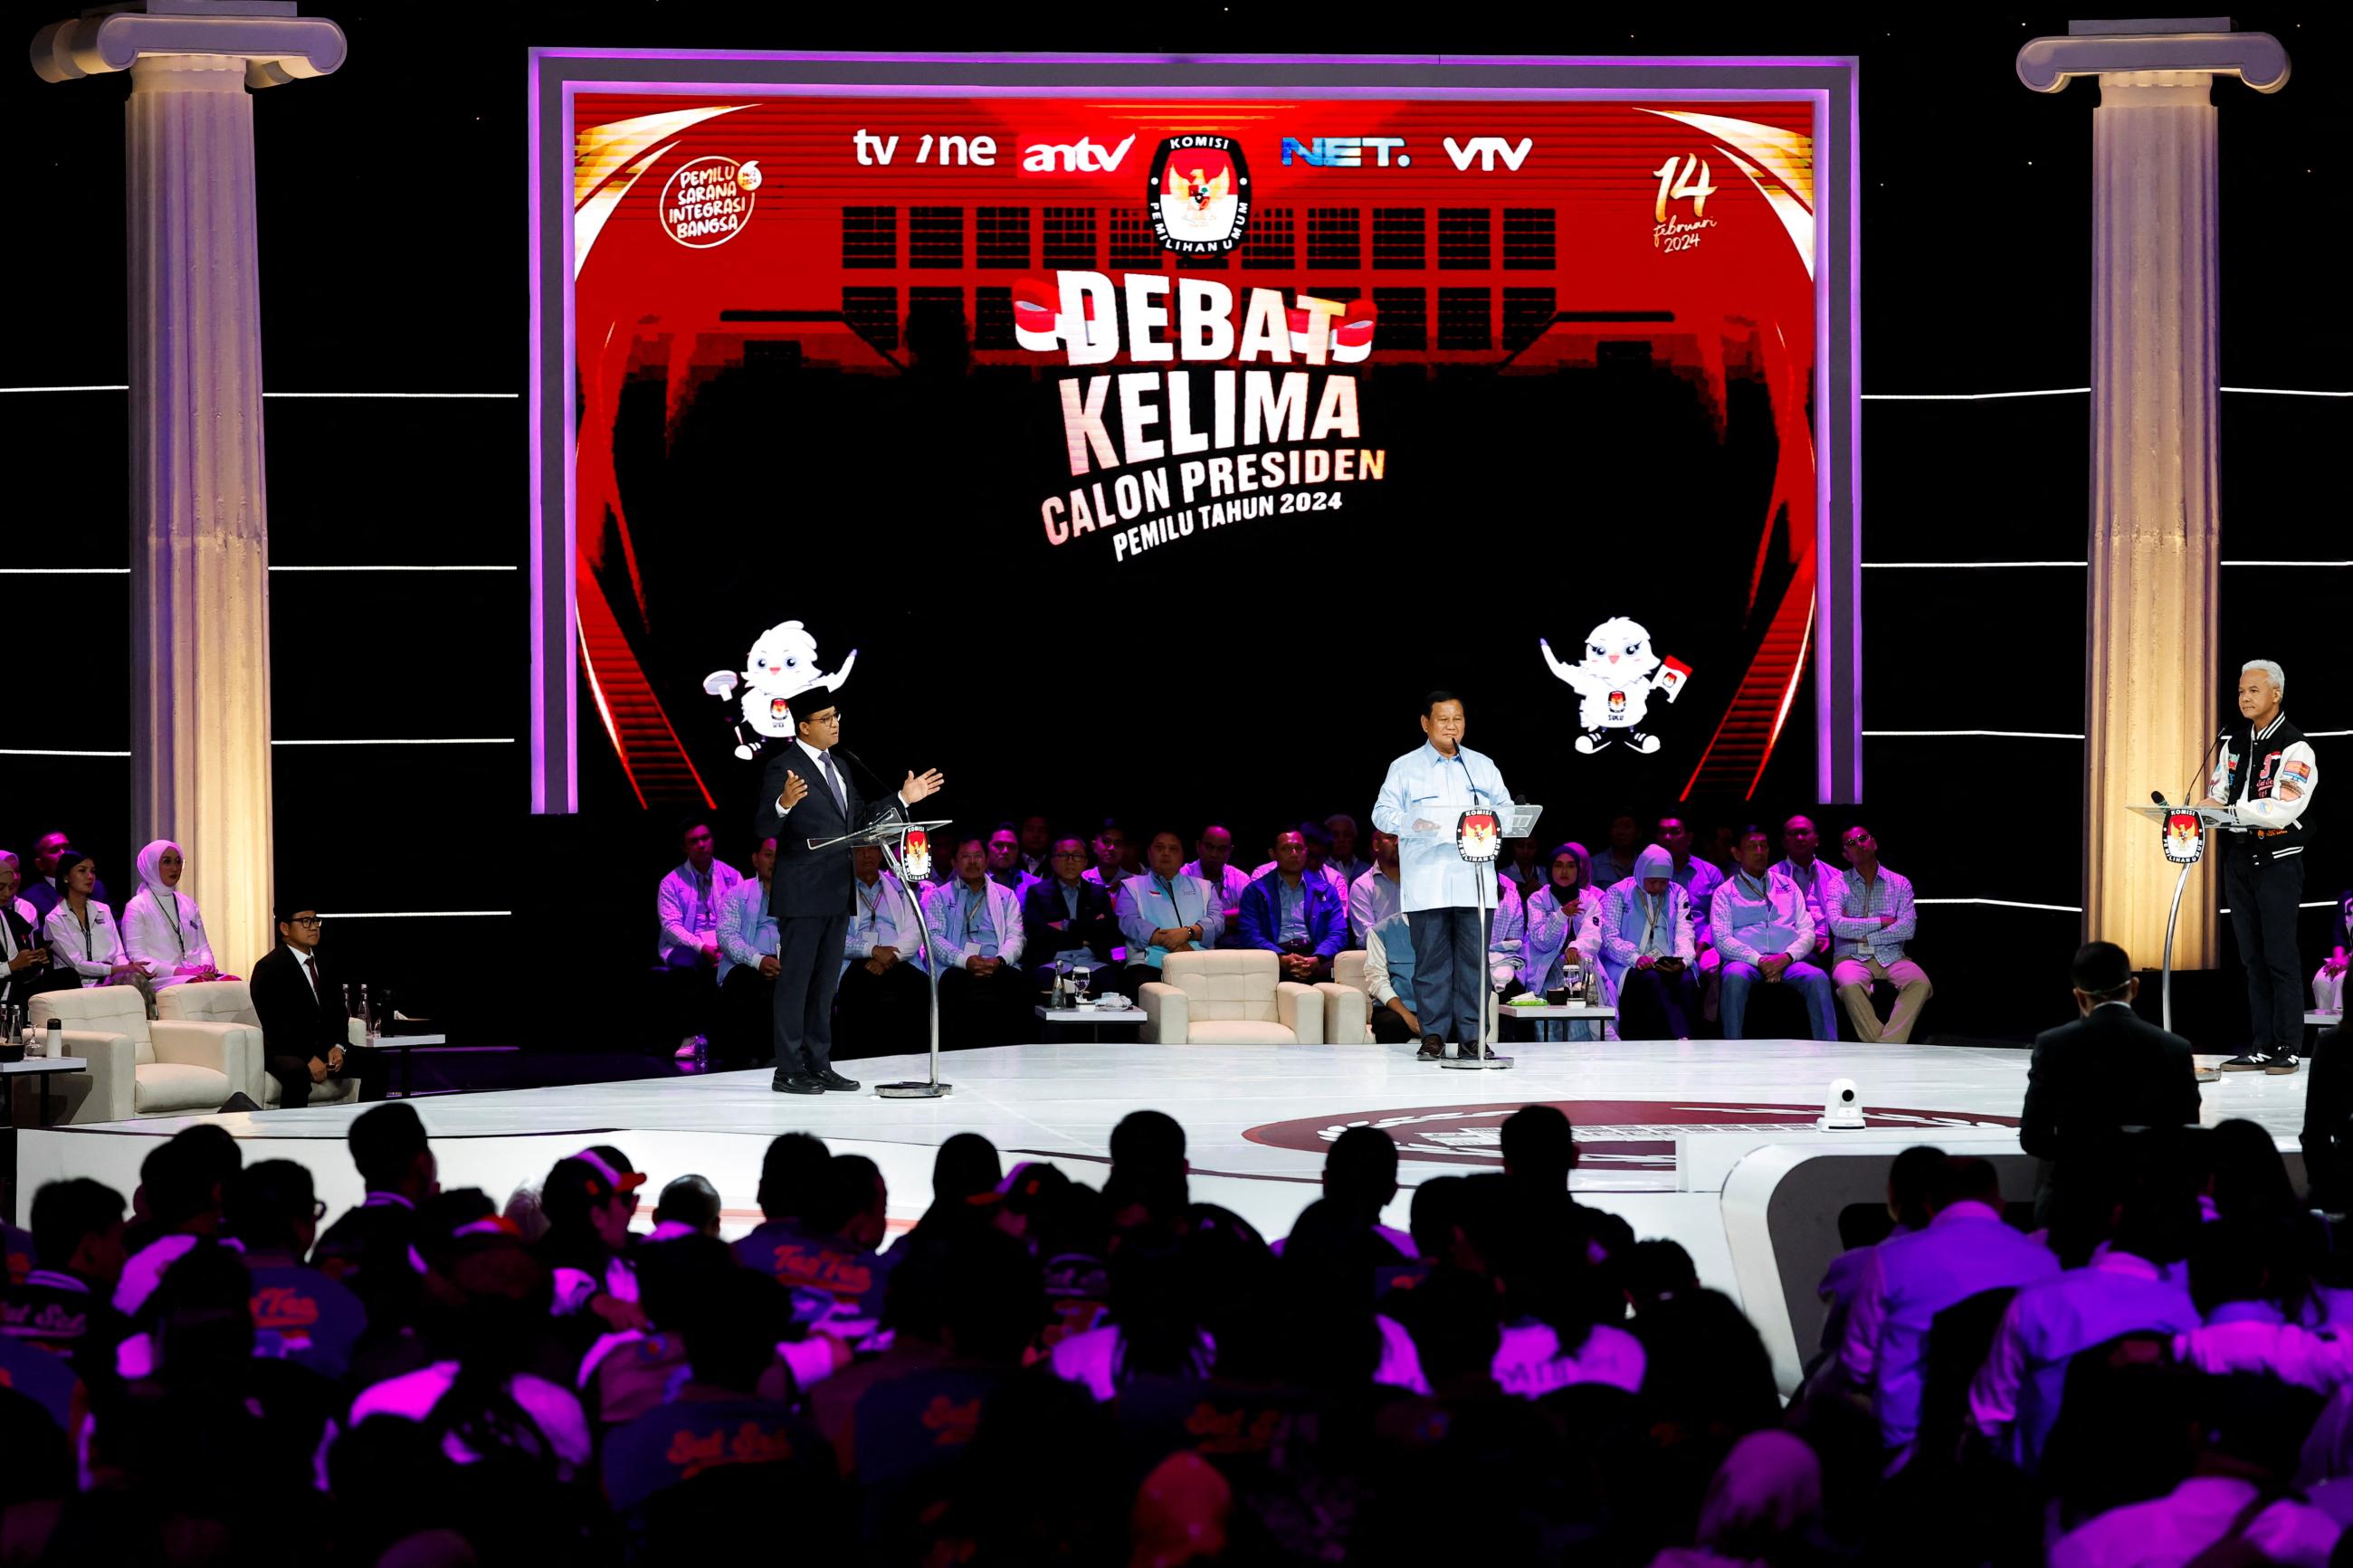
[249,900,388,1106]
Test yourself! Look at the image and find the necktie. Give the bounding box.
[302,955,320,1004]
[821,750,846,813]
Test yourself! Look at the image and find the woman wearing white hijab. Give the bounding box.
[122,840,229,989]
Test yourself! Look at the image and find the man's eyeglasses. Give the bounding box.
[805,710,843,724]
[286,915,324,928]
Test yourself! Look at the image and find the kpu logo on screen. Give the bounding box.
[1148,135,1251,254]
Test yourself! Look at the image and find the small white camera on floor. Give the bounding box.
[1820,1078,1866,1131]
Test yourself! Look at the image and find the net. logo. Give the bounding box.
[660,155,759,249]
[1281,136,1409,168]
[1147,135,1251,255]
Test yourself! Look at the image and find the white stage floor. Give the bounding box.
[14,1037,2311,1326]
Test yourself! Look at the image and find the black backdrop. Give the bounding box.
[5,6,2346,1048]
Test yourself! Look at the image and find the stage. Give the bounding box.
[13,1036,2313,1392]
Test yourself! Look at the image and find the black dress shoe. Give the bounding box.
[772,1073,825,1095]
[1416,1035,1445,1061]
[815,1069,861,1091]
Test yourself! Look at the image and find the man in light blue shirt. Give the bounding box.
[1828,825,1934,1044]
[1113,831,1224,999]
[1371,690,1515,1061]
[836,843,929,1057]
[714,837,779,1067]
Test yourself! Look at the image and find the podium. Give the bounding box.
[2125,801,2233,1034]
[1443,801,1543,1071]
[811,808,953,1098]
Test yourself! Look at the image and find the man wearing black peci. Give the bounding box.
[249,901,387,1106]
[2018,940,2202,1228]
[753,698,945,1095]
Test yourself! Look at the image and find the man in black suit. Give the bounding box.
[249,901,386,1107]
[1020,836,1121,996]
[2019,940,2203,1226]
[753,697,945,1095]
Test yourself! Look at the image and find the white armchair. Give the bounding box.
[1139,950,1322,1045]
[155,980,363,1108]
[27,985,259,1122]
[1328,950,1374,1042]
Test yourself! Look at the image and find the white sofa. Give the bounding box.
[155,980,365,1108]
[26,984,258,1122]
[1139,949,1323,1045]
[1331,949,1375,1042]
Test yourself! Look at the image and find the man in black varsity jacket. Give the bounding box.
[2202,659,2320,1073]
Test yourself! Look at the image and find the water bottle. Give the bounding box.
[44,1017,62,1060]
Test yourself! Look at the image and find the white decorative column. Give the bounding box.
[2018,18,2287,970]
[33,4,345,973]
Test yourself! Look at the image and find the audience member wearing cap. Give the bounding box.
[119,839,228,992]
[226,1160,368,1382]
[247,896,386,1106]
[0,1177,132,1392]
[311,1102,436,1336]
[534,1151,648,1345]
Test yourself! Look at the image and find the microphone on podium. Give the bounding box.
[2150,790,2169,807]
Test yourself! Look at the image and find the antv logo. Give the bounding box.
[1022,133,1136,173]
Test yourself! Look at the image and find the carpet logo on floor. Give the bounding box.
[1242,1099,2022,1170]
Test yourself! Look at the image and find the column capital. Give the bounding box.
[32,3,344,89]
[2018,19,2288,94]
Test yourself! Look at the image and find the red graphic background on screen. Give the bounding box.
[568,96,1817,809]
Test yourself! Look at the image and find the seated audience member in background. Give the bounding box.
[1081,821,1133,890]
[1112,831,1224,1001]
[0,856,71,1009]
[713,837,779,1069]
[1828,824,1933,1044]
[1292,1126,1412,1259]
[1022,836,1120,995]
[42,848,150,1001]
[1015,813,1053,877]
[1711,826,1836,1041]
[2021,941,2203,1225]
[1363,910,1423,1046]
[600,1267,839,1546]
[1253,821,1348,898]
[1325,813,1370,888]
[1806,1144,1946,1382]
[1,1177,130,1385]
[535,1151,646,1335]
[1524,841,1610,1041]
[1774,813,1844,965]
[1181,823,1251,942]
[649,1174,723,1241]
[731,1132,832,1270]
[985,823,1038,897]
[1238,828,1348,983]
[891,1133,1005,1255]
[2313,887,2350,1015]
[1349,830,1403,946]
[1836,1155,2057,1462]
[836,843,929,1056]
[748,1155,895,1337]
[120,840,227,990]
[114,1126,241,1316]
[1591,813,1641,889]
[312,1102,435,1327]
[1,851,35,928]
[923,837,1030,1048]
[1970,1174,2200,1474]
[1659,816,1725,1012]
[1599,845,1700,1040]
[1498,836,1543,904]
[249,899,385,1105]
[22,831,109,926]
[655,820,742,1060]
[1489,868,1528,1002]
[226,1160,367,1379]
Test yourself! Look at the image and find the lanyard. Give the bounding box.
[1157,877,1193,929]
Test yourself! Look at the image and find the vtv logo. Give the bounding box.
[1281,137,1409,168]
[1021,133,1137,173]
[1443,136,1533,172]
